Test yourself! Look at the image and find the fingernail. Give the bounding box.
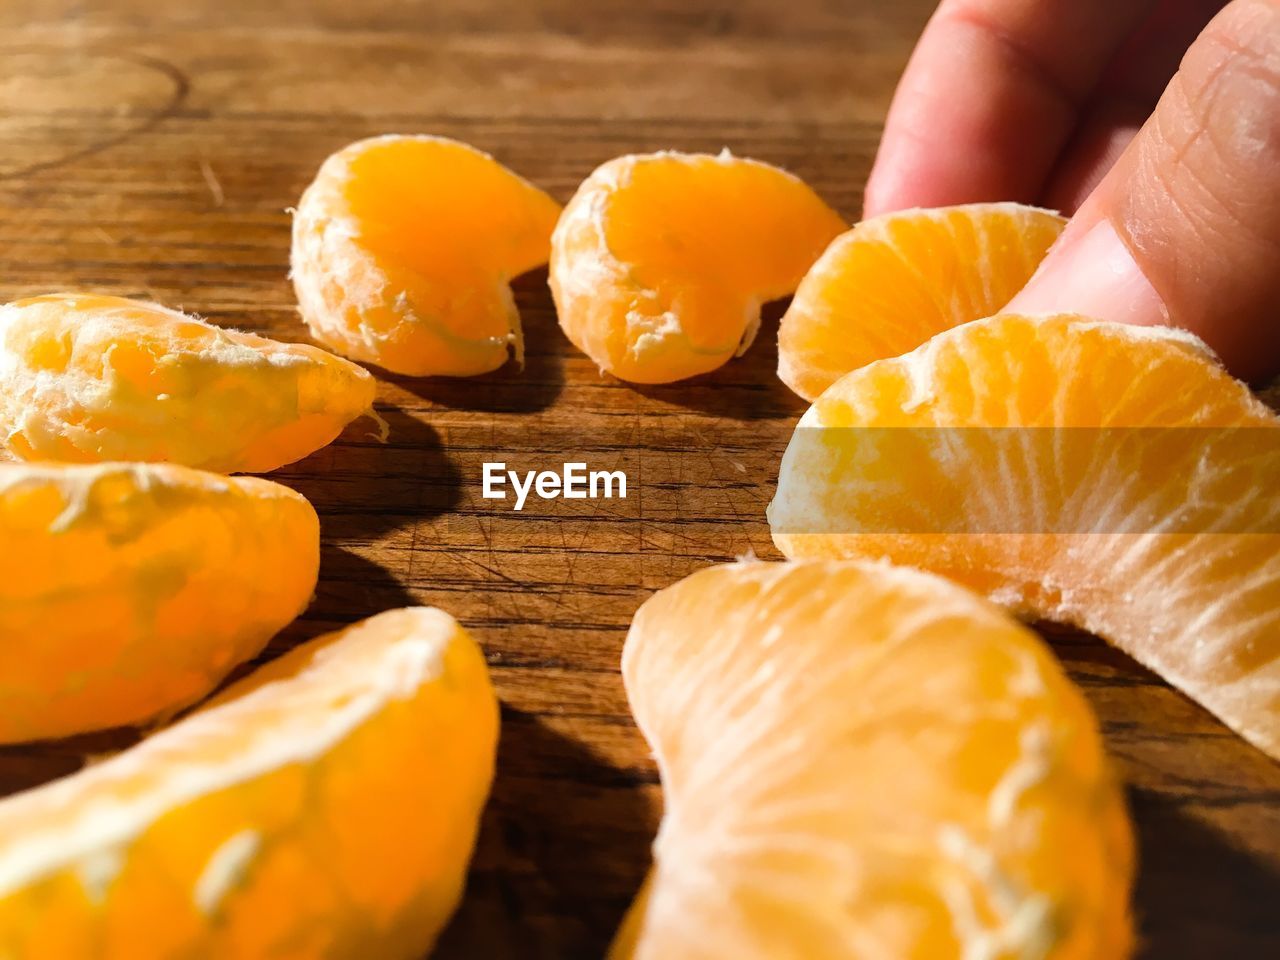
[1005,218,1168,327]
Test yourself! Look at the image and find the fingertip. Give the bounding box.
[864,0,1156,218]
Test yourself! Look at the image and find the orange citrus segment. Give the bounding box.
[770,313,1280,758]
[549,151,845,383]
[778,203,1065,400]
[0,293,378,473]
[291,135,562,377]
[0,461,319,742]
[0,607,497,959]
[616,560,1133,960]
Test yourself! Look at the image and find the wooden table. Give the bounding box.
[0,1,1276,956]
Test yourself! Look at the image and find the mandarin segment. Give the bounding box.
[777,203,1065,400]
[0,293,379,473]
[616,560,1133,960]
[549,151,845,383]
[770,313,1280,758]
[0,607,499,959]
[0,461,318,742]
[291,134,562,377]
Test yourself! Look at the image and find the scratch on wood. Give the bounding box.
[199,158,225,206]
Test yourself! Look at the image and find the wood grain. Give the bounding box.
[0,2,1276,957]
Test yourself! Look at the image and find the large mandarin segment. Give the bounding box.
[778,203,1065,401]
[0,462,319,742]
[615,560,1133,960]
[291,134,562,377]
[550,151,846,383]
[770,313,1280,758]
[0,294,378,473]
[0,607,499,959]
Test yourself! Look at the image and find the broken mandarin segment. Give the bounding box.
[549,150,846,383]
[291,134,562,377]
[615,560,1133,960]
[0,607,498,959]
[0,461,319,743]
[0,465,320,742]
[770,313,1280,759]
[778,203,1065,401]
[0,293,379,474]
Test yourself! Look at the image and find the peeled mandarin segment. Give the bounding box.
[549,151,846,383]
[770,313,1280,758]
[616,560,1133,960]
[0,293,378,473]
[0,461,319,742]
[291,134,562,377]
[777,203,1066,401]
[0,607,499,959]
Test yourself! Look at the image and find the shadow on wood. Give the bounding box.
[435,705,659,959]
[1132,786,1280,957]
[262,545,422,653]
[271,404,462,542]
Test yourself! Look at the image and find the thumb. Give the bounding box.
[1006,0,1280,383]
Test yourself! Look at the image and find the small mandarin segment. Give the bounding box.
[549,151,845,383]
[770,313,1280,758]
[291,134,562,377]
[778,203,1065,400]
[0,461,319,742]
[0,294,379,473]
[615,561,1133,960]
[0,607,498,959]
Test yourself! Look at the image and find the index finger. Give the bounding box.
[864,0,1158,216]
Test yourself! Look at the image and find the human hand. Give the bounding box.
[866,0,1280,382]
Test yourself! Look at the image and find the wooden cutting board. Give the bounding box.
[0,1,1276,956]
